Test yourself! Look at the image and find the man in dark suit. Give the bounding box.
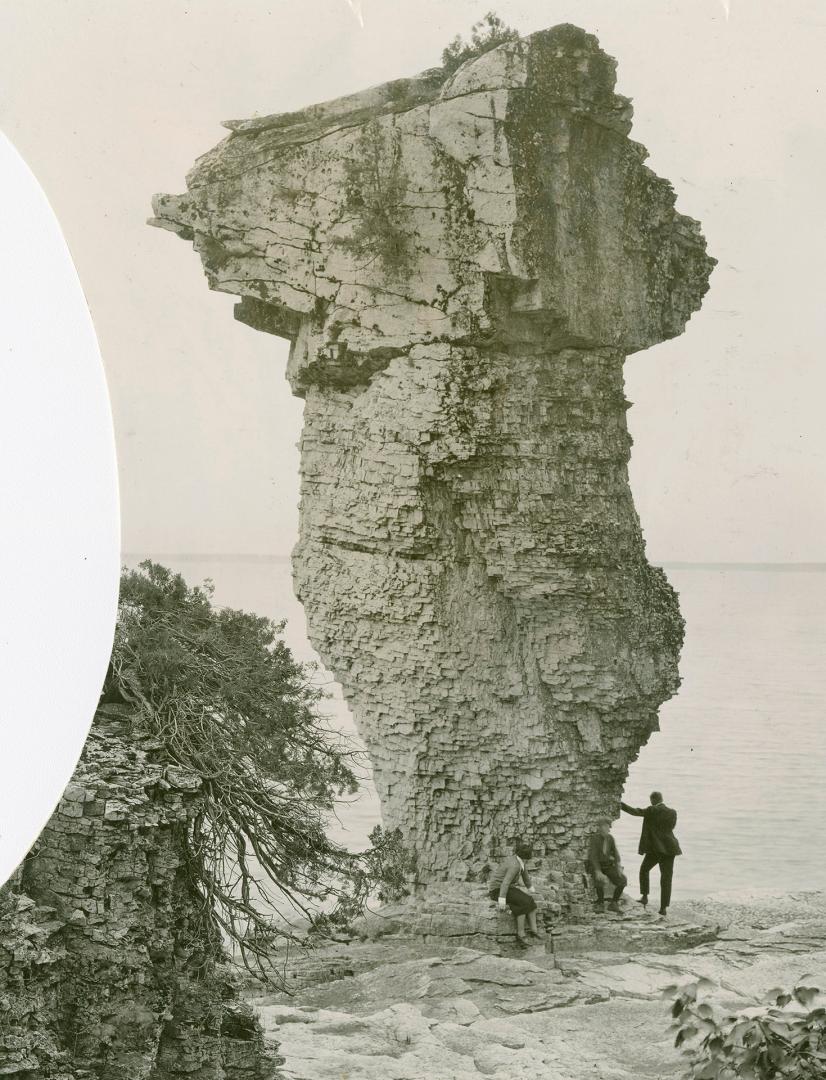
[620,791,682,919]
[585,818,627,913]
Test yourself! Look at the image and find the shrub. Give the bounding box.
[441,12,519,76]
[666,977,826,1078]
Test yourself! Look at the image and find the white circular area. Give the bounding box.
[0,131,120,887]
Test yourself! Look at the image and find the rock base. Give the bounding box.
[351,879,586,951]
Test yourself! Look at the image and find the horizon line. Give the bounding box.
[122,552,826,570]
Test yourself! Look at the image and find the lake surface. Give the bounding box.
[125,556,826,900]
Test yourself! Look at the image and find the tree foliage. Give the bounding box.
[666,977,826,1079]
[441,12,519,75]
[103,561,415,982]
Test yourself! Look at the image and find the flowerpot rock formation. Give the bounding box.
[151,25,714,887]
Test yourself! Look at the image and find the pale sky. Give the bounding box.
[1,0,824,562]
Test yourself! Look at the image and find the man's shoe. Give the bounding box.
[526,930,542,939]
[594,900,605,913]
[635,896,648,909]
[607,901,621,914]
[658,911,668,921]
[514,936,529,949]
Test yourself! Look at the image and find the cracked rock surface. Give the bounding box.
[151,24,715,884]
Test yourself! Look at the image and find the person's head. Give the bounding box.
[514,841,533,861]
[650,791,663,805]
[597,817,612,836]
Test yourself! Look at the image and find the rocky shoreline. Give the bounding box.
[247,891,826,1079]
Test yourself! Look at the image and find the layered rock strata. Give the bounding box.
[151,25,714,884]
[0,706,280,1079]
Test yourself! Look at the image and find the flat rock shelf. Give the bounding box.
[247,892,826,1079]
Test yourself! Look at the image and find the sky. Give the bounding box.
[0,0,824,562]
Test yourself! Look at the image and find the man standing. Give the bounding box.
[586,818,627,913]
[620,791,682,919]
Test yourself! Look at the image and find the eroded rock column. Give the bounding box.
[151,24,714,882]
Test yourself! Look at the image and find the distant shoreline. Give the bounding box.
[123,552,293,564]
[123,553,826,572]
[659,562,826,572]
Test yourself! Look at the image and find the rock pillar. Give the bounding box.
[150,25,714,883]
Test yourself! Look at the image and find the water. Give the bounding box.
[614,565,826,899]
[124,556,826,900]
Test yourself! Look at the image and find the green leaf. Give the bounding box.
[767,1043,787,1066]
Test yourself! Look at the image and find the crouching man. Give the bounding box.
[586,818,627,913]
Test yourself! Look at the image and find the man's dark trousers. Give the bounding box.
[594,864,627,902]
[640,854,675,912]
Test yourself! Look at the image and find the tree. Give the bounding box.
[441,12,519,76]
[666,977,826,1079]
[103,561,414,981]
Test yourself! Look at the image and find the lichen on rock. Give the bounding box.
[150,24,715,893]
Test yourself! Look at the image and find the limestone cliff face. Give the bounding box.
[151,25,714,883]
[0,706,280,1079]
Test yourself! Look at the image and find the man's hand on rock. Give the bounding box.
[498,897,507,911]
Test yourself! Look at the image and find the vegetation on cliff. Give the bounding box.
[440,12,518,74]
[103,561,413,978]
[342,120,412,275]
